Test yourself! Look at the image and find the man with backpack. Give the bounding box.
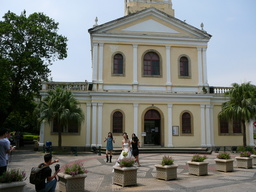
[34,153,60,192]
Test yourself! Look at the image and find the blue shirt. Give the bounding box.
[0,139,9,167]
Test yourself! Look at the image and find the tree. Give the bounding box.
[0,10,68,127]
[219,82,256,147]
[37,88,84,149]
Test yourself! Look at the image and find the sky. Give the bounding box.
[1,0,256,87]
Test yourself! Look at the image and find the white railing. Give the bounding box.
[210,87,232,94]
[43,82,88,91]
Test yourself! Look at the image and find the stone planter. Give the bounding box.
[58,173,87,192]
[251,155,256,165]
[214,159,234,172]
[113,166,138,187]
[155,164,178,181]
[235,157,253,169]
[0,181,26,192]
[187,161,208,176]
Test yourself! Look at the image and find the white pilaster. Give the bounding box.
[167,104,173,147]
[133,44,138,85]
[206,105,211,146]
[91,102,97,147]
[166,46,172,89]
[86,103,91,147]
[197,47,203,86]
[210,105,215,146]
[98,43,104,83]
[39,120,45,143]
[202,47,208,86]
[249,120,254,146]
[97,103,103,147]
[92,43,98,82]
[133,103,139,136]
[200,104,206,147]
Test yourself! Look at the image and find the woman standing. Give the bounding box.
[104,132,115,163]
[131,133,140,166]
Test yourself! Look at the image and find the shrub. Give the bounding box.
[217,152,231,159]
[64,162,88,176]
[237,146,254,153]
[240,151,251,157]
[0,169,26,183]
[161,155,174,166]
[191,154,207,162]
[118,157,135,167]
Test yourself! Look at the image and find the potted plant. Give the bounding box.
[187,154,208,176]
[251,150,256,165]
[0,169,26,192]
[214,152,234,172]
[113,157,138,187]
[235,151,253,169]
[58,162,88,192]
[155,155,178,181]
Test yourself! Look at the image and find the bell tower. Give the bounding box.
[124,0,174,16]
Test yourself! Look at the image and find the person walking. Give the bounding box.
[131,133,140,166]
[0,128,10,176]
[104,132,115,163]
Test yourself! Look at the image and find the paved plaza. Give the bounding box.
[7,146,256,192]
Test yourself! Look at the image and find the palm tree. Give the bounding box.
[37,87,84,149]
[219,82,256,147]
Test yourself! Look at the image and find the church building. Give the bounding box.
[40,0,255,149]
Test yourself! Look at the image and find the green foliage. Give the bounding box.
[64,162,88,176]
[36,88,84,148]
[0,10,68,128]
[0,169,26,183]
[118,158,135,167]
[161,155,174,166]
[219,82,256,147]
[240,151,251,157]
[237,146,254,153]
[191,154,207,162]
[217,152,231,159]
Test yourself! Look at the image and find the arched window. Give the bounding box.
[143,52,160,76]
[220,119,229,133]
[112,111,123,133]
[113,54,124,75]
[179,56,189,77]
[181,112,192,134]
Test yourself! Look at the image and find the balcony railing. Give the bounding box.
[43,82,88,91]
[209,86,231,94]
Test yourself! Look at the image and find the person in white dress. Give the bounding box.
[113,132,131,167]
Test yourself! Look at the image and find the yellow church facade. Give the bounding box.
[40,0,255,149]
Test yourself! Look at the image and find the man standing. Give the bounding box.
[35,154,60,192]
[0,128,10,176]
[4,129,15,165]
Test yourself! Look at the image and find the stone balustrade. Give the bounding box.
[42,82,88,91]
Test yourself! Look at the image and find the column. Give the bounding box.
[92,43,98,82]
[98,43,104,83]
[200,104,206,146]
[167,104,173,147]
[133,103,139,136]
[86,103,91,147]
[166,46,172,91]
[206,105,211,146]
[197,47,203,86]
[97,103,103,147]
[91,102,97,147]
[133,44,138,85]
[210,105,215,146]
[202,47,208,86]
[39,120,45,143]
[249,120,254,146]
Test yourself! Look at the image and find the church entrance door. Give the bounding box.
[144,109,161,145]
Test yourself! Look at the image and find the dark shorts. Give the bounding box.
[132,148,139,157]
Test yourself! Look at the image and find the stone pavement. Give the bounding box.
[7,146,256,192]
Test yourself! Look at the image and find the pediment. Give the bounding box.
[89,7,211,40]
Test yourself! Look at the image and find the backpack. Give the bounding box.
[29,164,48,185]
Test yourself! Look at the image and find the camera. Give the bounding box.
[55,164,60,172]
